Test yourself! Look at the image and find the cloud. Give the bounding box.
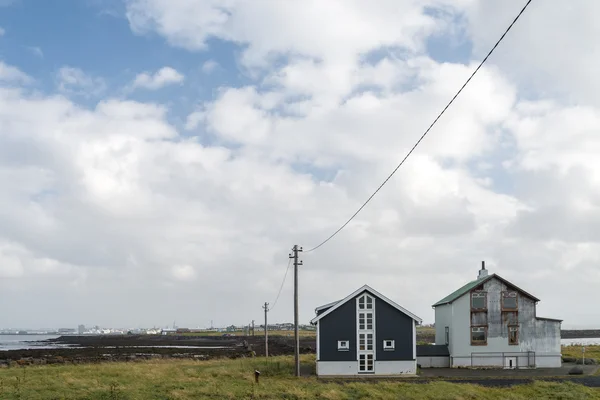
[0,61,31,83]
[201,59,219,74]
[27,46,44,58]
[2,1,600,330]
[57,66,106,97]
[131,66,184,90]
[0,27,5,36]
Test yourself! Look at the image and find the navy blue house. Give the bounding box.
[310,285,422,376]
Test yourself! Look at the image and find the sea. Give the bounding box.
[1,334,599,351]
[0,335,62,351]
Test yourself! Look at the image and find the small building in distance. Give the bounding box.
[431,262,562,368]
[311,285,422,377]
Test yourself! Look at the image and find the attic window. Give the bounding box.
[338,340,349,351]
[471,291,487,310]
[502,291,518,310]
[383,339,395,351]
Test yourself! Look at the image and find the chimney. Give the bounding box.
[478,261,488,279]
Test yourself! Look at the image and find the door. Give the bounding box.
[504,356,517,369]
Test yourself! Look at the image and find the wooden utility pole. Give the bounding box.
[252,320,255,337]
[262,302,269,357]
[289,245,303,377]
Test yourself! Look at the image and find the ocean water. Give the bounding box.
[561,338,600,346]
[0,335,61,351]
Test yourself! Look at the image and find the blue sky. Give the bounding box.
[0,0,253,128]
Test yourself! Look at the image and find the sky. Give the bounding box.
[1,0,599,330]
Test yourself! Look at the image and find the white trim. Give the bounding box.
[316,320,320,361]
[311,285,422,324]
[338,340,349,351]
[412,320,416,359]
[356,293,376,373]
[383,339,395,351]
[315,300,340,313]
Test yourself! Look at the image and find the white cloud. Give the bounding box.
[3,1,600,329]
[57,66,106,97]
[201,59,219,74]
[27,46,44,58]
[132,66,184,90]
[0,27,5,36]
[0,61,31,83]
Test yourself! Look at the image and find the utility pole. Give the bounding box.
[252,320,255,337]
[263,302,269,357]
[289,245,303,377]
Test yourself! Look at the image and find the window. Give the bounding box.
[366,296,373,309]
[471,326,487,345]
[445,327,449,346]
[359,354,374,372]
[471,291,487,310]
[358,294,374,310]
[502,291,518,310]
[358,333,374,351]
[358,313,365,330]
[337,340,349,351]
[358,312,373,330]
[358,296,365,310]
[509,326,519,345]
[383,339,395,351]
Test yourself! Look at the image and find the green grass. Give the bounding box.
[562,345,600,362]
[1,355,599,399]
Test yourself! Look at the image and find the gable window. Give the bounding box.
[509,326,519,345]
[502,291,518,310]
[471,291,487,310]
[338,340,349,351]
[471,326,487,345]
[358,293,374,310]
[445,327,449,346]
[383,339,395,351]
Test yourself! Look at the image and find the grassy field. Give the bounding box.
[562,345,600,362]
[1,355,599,400]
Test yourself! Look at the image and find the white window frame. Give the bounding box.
[337,340,349,351]
[356,293,376,373]
[383,339,395,351]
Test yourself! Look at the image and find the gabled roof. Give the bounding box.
[310,285,422,324]
[416,344,449,357]
[315,300,340,312]
[432,273,540,307]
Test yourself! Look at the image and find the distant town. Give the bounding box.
[0,322,316,336]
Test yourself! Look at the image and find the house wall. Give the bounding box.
[318,299,356,362]
[316,360,416,376]
[417,356,450,368]
[434,304,452,352]
[449,277,561,368]
[375,299,414,361]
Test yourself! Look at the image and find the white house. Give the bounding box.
[431,262,562,369]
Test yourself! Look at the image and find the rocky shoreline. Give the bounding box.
[0,335,316,367]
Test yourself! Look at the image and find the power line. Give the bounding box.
[269,257,292,310]
[305,0,534,253]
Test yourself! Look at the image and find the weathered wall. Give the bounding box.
[449,277,561,367]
